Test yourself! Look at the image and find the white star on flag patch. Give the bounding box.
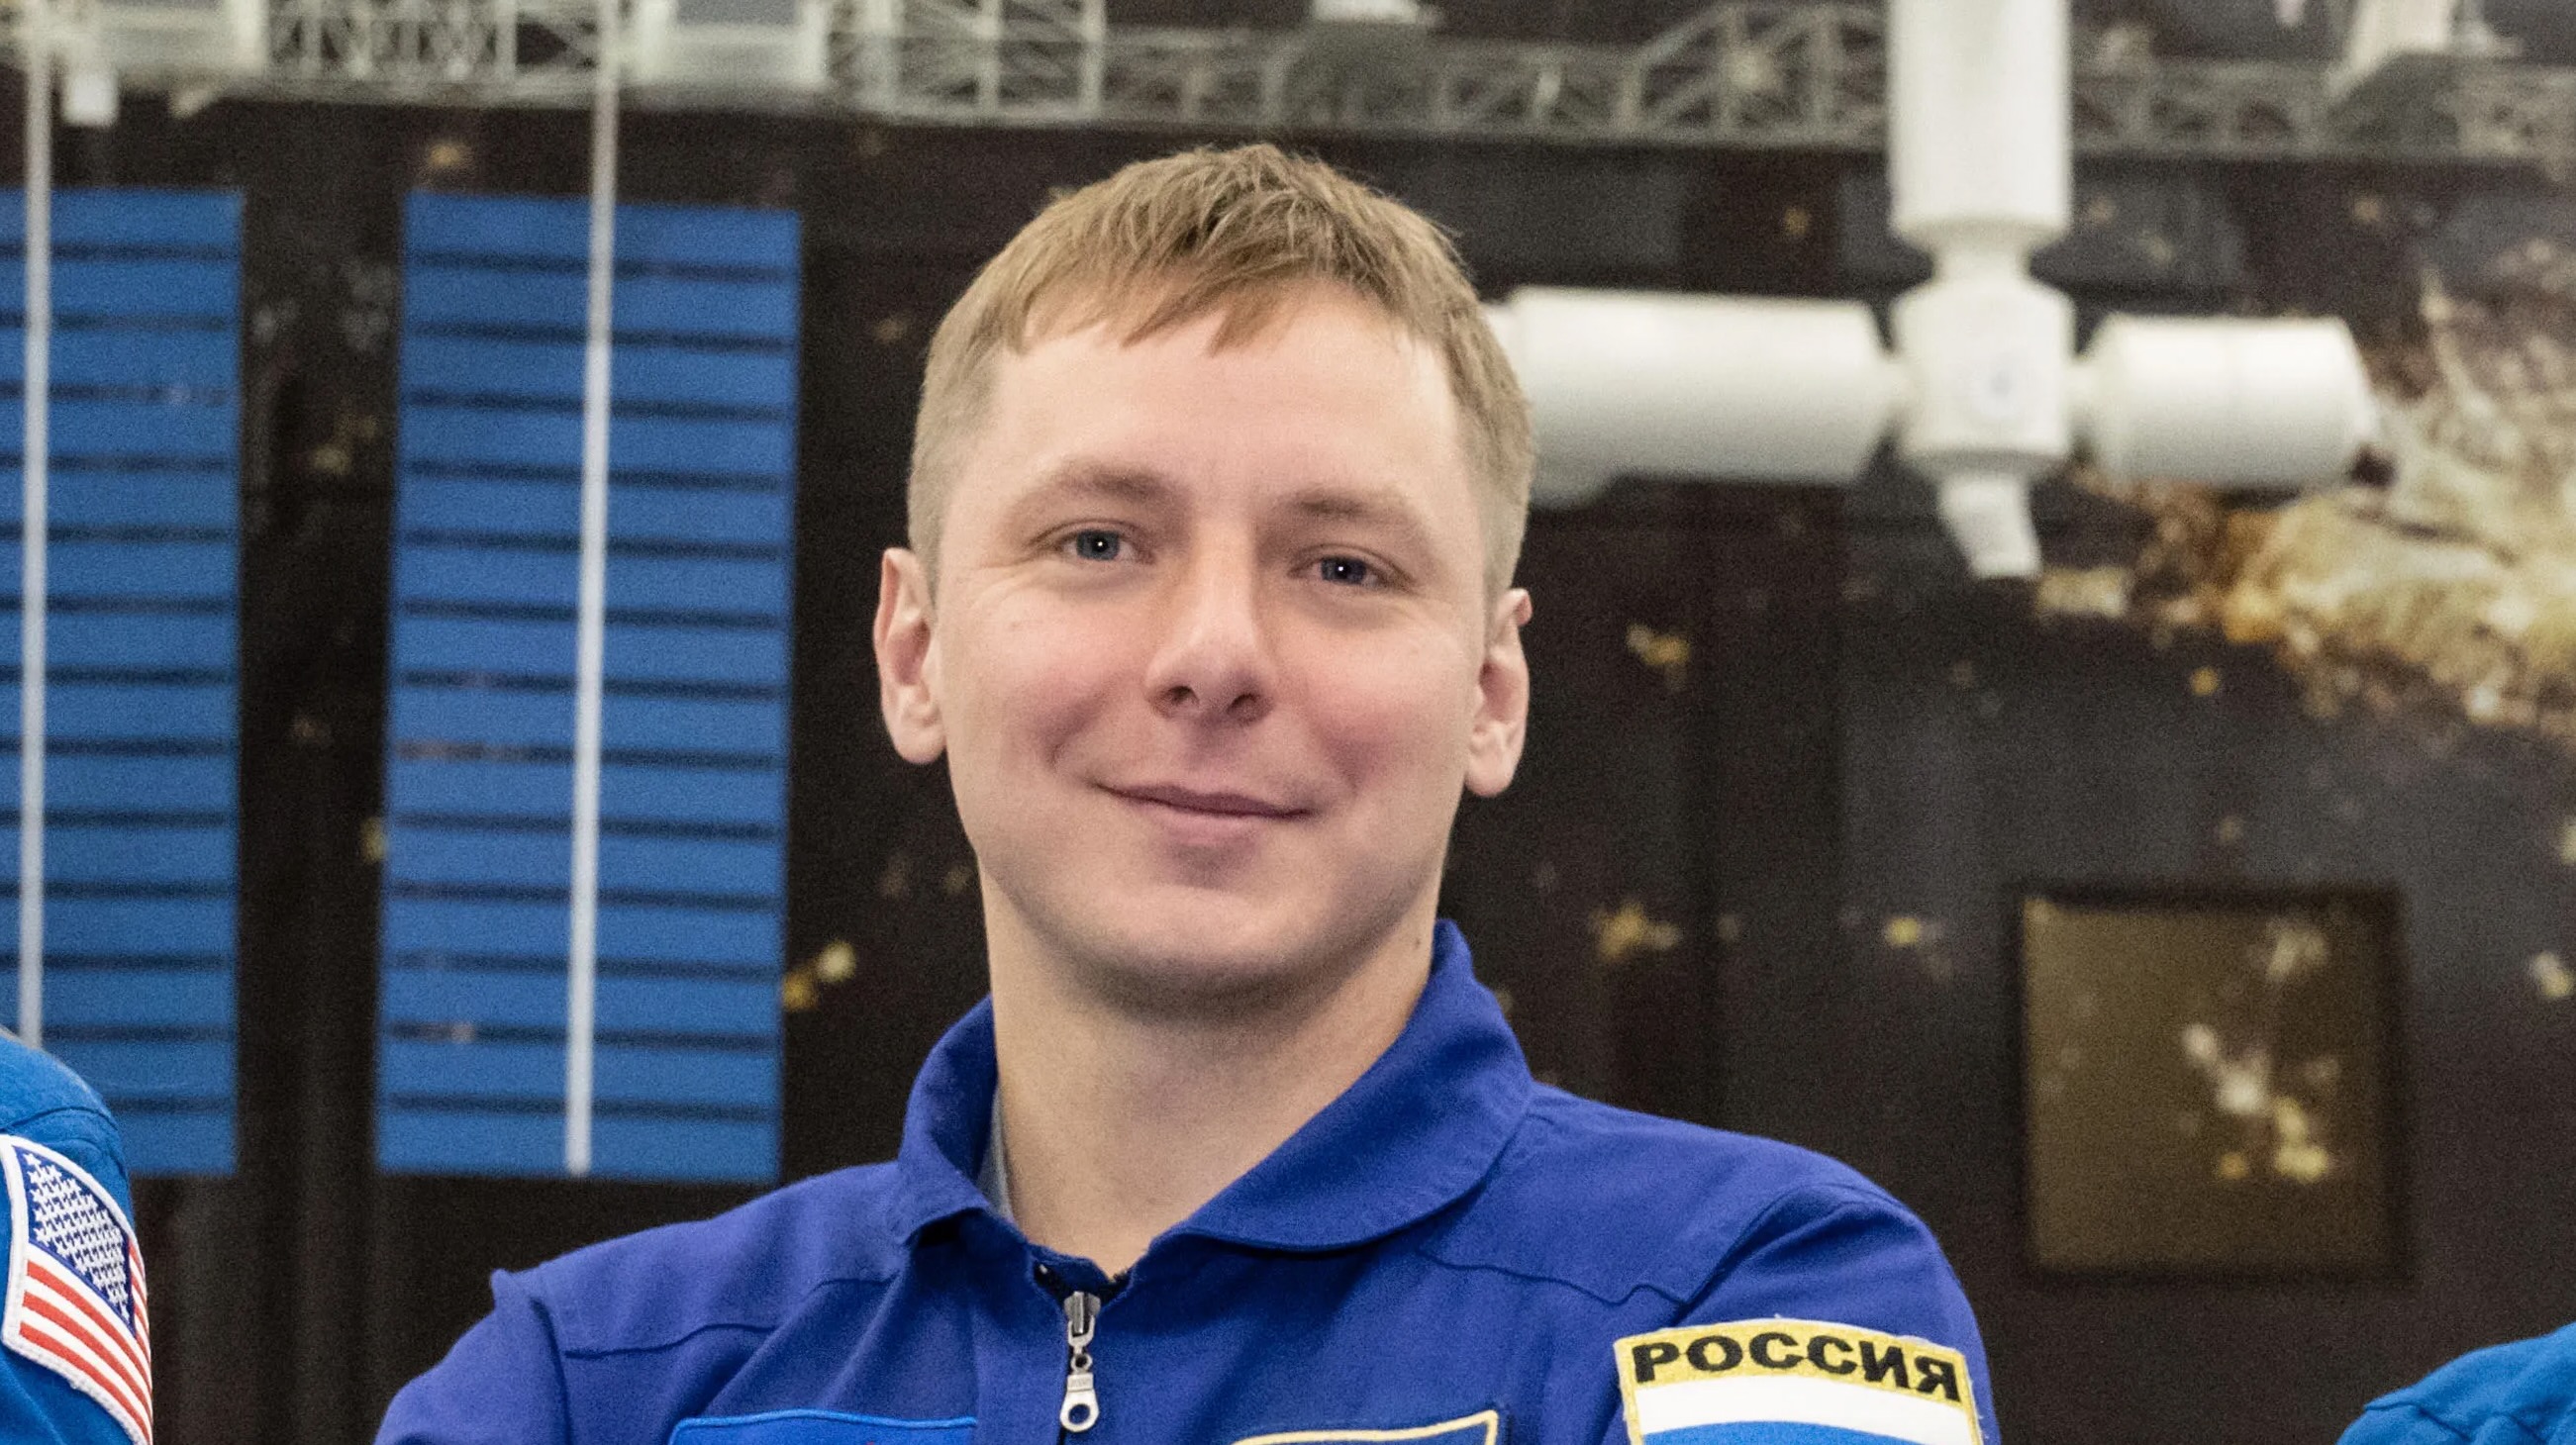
[1616,1319,1981,1445]
[1,1133,152,1445]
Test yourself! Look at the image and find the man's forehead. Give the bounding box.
[1001,457,1448,546]
[943,287,1487,594]
[1016,271,1408,356]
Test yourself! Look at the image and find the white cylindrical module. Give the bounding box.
[1889,0,2070,252]
[1486,287,1897,506]
[2080,315,2377,488]
[1890,260,2076,476]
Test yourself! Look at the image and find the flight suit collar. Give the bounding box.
[889,917,1533,1255]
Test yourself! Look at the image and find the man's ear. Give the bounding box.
[874,547,947,764]
[1464,586,1533,799]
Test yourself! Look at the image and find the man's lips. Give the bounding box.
[1106,783,1309,819]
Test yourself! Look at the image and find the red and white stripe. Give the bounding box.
[14,1251,152,1439]
[125,1235,150,1369]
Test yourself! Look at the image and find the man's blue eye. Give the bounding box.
[1319,556,1374,587]
[1068,530,1123,561]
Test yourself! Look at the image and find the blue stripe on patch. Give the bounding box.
[1647,1423,1921,1445]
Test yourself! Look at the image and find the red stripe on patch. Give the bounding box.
[28,1255,151,1408]
[20,1289,151,1428]
[20,1312,151,1435]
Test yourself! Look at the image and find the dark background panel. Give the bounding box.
[1833,525,2576,1442]
[15,88,2572,1445]
[1439,481,1842,1122]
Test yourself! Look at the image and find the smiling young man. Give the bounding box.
[378,144,1996,1445]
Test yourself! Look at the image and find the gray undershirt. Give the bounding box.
[977,1091,1014,1224]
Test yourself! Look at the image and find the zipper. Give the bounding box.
[1058,1289,1101,1433]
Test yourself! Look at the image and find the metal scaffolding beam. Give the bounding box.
[5,0,2573,163]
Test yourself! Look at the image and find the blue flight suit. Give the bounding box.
[0,1030,151,1445]
[2339,1323,2576,1445]
[380,919,1995,1444]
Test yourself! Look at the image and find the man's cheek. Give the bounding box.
[1313,675,1454,772]
[967,657,1096,746]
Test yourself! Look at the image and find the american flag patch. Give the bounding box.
[1,1134,151,1445]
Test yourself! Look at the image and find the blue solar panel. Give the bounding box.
[380,193,796,1182]
[0,188,242,1176]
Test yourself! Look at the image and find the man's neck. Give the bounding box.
[983,905,1437,1276]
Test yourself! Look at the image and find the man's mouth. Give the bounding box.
[1108,783,1306,819]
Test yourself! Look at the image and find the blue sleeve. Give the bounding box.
[0,1034,133,1218]
[376,1270,572,1445]
[2338,1402,2541,1445]
[1609,1184,2000,1445]
[5,1108,132,1219]
[2336,1324,2576,1445]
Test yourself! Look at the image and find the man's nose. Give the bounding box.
[1142,548,1274,722]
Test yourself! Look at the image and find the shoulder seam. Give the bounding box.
[1405,1239,1690,1309]
[1417,1123,1905,1305]
[517,1271,580,1424]
[547,1270,899,1359]
[560,1316,774,1361]
[0,1103,119,1130]
[2504,1399,2571,1445]
[2358,1400,2524,1445]
[1680,1181,1911,1303]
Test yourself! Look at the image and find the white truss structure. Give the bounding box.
[6,0,2575,162]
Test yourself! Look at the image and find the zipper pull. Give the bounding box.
[1059,1289,1101,1433]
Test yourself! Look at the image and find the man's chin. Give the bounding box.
[1057,908,1323,1017]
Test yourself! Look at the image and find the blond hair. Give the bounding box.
[907,144,1533,607]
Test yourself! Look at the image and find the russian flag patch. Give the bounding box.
[1616,1319,1980,1445]
[1,1134,151,1445]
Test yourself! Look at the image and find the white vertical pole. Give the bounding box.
[566,0,619,1177]
[19,0,52,1050]
[1075,0,1105,114]
[855,0,899,111]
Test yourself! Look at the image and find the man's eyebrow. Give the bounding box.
[1281,486,1443,561]
[1003,460,1180,527]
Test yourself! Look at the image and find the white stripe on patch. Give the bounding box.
[1636,1377,1974,1445]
